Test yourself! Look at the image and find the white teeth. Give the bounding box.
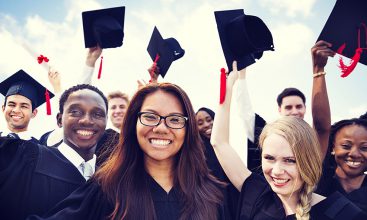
[205,129,212,135]
[76,130,94,136]
[11,116,22,119]
[150,139,171,146]
[272,178,288,184]
[346,161,362,167]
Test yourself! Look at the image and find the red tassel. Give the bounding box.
[149,54,160,83]
[97,56,103,79]
[339,48,363,78]
[219,68,226,104]
[45,89,51,115]
[37,55,49,64]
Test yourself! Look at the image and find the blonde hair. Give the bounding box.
[107,91,129,105]
[259,117,322,220]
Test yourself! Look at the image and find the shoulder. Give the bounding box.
[312,192,366,220]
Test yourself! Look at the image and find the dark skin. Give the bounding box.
[57,89,107,161]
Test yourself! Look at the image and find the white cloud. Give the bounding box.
[259,0,317,17]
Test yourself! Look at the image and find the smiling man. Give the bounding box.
[0,84,108,220]
[0,69,54,143]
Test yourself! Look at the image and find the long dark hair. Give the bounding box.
[94,83,223,220]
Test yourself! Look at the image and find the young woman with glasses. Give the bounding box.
[28,83,226,220]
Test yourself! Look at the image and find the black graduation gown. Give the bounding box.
[247,113,266,174]
[237,173,366,220]
[316,156,367,214]
[39,128,119,166]
[0,137,86,220]
[28,175,226,220]
[201,134,239,220]
[0,131,40,144]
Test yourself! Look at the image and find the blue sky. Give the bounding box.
[0,0,366,137]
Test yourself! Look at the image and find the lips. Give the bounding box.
[75,129,96,139]
[271,177,290,187]
[149,138,172,147]
[345,160,363,168]
[205,129,212,135]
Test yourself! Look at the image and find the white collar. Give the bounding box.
[1,127,33,140]
[58,142,96,174]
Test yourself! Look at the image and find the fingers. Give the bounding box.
[232,60,238,73]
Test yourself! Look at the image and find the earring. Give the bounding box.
[331,151,335,155]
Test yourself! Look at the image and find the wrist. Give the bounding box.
[313,71,326,78]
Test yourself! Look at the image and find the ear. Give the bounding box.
[1,105,4,112]
[31,109,38,118]
[278,106,281,114]
[56,113,62,128]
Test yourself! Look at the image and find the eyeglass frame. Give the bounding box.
[137,111,188,129]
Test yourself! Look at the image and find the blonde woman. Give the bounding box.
[211,61,365,220]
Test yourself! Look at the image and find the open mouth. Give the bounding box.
[345,160,363,168]
[271,177,290,186]
[76,130,96,139]
[205,129,212,135]
[149,138,172,147]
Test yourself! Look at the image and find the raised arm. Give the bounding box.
[80,46,103,84]
[211,61,252,191]
[311,40,334,159]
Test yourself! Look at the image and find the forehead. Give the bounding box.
[262,133,294,157]
[109,97,128,106]
[335,124,367,140]
[141,90,183,114]
[196,110,212,120]
[281,95,304,106]
[65,89,106,111]
[6,94,32,105]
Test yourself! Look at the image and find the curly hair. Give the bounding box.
[59,84,108,114]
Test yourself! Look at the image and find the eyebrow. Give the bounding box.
[8,101,31,106]
[142,109,184,116]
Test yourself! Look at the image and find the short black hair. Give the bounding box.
[276,87,306,107]
[59,84,108,114]
[196,107,215,119]
[360,112,367,120]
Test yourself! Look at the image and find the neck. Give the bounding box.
[336,167,366,193]
[8,126,27,133]
[65,141,96,161]
[277,193,299,216]
[144,157,174,193]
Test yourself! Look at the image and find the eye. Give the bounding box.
[21,105,29,109]
[341,144,352,150]
[263,155,274,161]
[284,158,296,164]
[142,113,159,121]
[69,109,82,116]
[360,146,367,152]
[94,111,106,118]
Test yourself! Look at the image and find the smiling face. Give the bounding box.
[2,94,37,133]
[278,96,306,119]
[136,90,186,166]
[196,110,213,139]
[262,133,304,200]
[108,97,128,130]
[334,124,367,178]
[59,89,107,160]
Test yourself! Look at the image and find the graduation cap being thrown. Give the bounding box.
[317,0,367,78]
[147,26,185,78]
[215,9,274,72]
[82,6,125,49]
[0,70,55,115]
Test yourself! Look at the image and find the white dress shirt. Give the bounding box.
[58,142,96,180]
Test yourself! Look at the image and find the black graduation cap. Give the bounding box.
[215,9,274,72]
[82,6,125,48]
[147,26,185,78]
[0,69,54,111]
[317,0,367,66]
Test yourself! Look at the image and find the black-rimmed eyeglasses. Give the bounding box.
[138,112,188,129]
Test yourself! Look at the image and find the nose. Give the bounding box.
[11,105,21,113]
[272,162,285,176]
[349,146,362,158]
[152,118,169,133]
[79,114,94,126]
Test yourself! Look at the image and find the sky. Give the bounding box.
[0,0,366,138]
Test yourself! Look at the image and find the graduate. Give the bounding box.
[0,83,108,220]
[211,61,366,220]
[28,82,227,220]
[0,69,54,143]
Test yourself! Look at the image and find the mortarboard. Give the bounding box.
[0,69,54,112]
[317,0,367,77]
[82,6,125,49]
[215,9,274,72]
[147,26,185,78]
